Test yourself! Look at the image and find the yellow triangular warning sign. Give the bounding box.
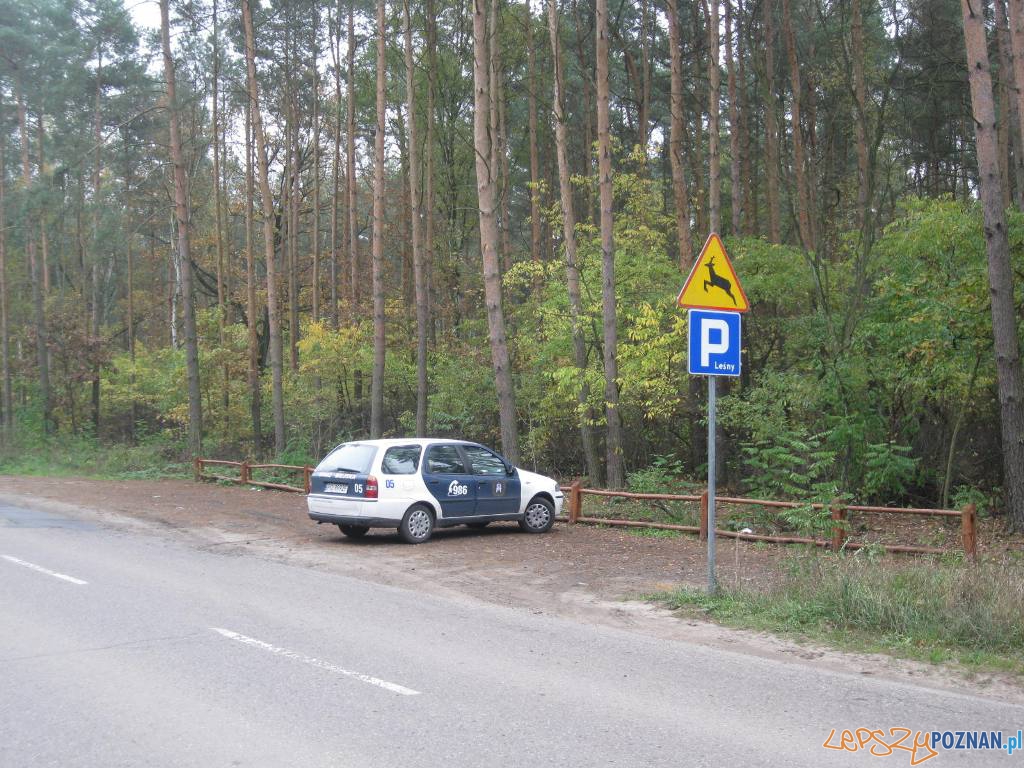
[676,233,749,312]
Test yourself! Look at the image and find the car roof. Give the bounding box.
[328,438,478,450]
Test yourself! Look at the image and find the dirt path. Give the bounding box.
[1,474,1020,705]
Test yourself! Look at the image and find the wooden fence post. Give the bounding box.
[193,457,202,482]
[240,461,250,485]
[962,503,977,561]
[830,500,847,552]
[303,465,313,494]
[569,480,582,523]
[700,490,709,541]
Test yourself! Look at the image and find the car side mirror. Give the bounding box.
[505,462,515,476]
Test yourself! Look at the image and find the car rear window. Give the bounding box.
[381,445,421,475]
[316,443,378,474]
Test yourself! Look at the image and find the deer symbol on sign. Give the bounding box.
[703,255,737,306]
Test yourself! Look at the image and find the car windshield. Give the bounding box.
[316,443,378,473]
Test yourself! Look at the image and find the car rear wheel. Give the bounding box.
[399,505,434,544]
[338,524,369,539]
[519,497,554,534]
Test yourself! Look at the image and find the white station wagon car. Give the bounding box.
[306,438,564,544]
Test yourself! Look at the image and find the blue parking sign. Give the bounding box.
[688,309,741,377]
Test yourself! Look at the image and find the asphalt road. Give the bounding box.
[1,500,1020,767]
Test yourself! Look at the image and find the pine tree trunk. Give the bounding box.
[397,112,413,305]
[212,0,225,331]
[0,116,12,434]
[331,7,342,330]
[851,0,871,231]
[160,0,202,457]
[347,1,359,316]
[489,0,511,274]
[242,0,285,456]
[762,0,782,243]
[596,0,624,487]
[707,0,722,233]
[286,81,300,372]
[548,0,601,483]
[425,0,437,343]
[737,0,754,233]
[961,0,1024,531]
[37,117,49,294]
[667,0,694,270]
[572,0,596,225]
[726,0,742,234]
[370,0,387,439]
[639,0,651,157]
[781,0,815,250]
[121,143,136,439]
[1006,0,1024,210]
[690,1,708,235]
[405,0,429,437]
[245,99,262,459]
[312,25,322,327]
[996,0,1019,207]
[90,49,103,434]
[526,5,543,269]
[212,0,230,417]
[473,0,520,464]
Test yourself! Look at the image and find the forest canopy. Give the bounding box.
[1,0,1023,527]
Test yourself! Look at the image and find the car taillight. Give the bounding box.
[365,475,378,499]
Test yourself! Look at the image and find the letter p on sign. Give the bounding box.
[700,319,730,367]
[688,309,741,377]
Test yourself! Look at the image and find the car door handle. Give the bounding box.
[427,479,439,485]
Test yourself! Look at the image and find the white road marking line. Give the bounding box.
[211,628,421,696]
[2,555,88,585]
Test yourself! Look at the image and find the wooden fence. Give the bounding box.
[194,458,977,558]
[194,458,311,494]
[562,482,978,559]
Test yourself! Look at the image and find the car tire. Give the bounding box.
[466,521,490,529]
[399,505,434,544]
[519,497,555,534]
[338,524,369,539]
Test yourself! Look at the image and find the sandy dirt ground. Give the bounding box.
[1,474,1020,705]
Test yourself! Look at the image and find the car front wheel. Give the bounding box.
[519,497,554,534]
[399,505,434,544]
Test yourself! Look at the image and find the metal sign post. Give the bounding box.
[679,235,748,596]
[707,376,717,594]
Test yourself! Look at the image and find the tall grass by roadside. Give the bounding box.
[0,432,190,480]
[655,553,1024,671]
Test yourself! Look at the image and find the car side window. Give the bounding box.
[381,445,421,475]
[463,446,507,476]
[425,445,466,474]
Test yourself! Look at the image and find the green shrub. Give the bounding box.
[626,454,694,494]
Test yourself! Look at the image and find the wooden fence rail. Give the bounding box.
[561,481,978,559]
[195,458,312,494]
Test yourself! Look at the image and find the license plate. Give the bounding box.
[325,483,348,494]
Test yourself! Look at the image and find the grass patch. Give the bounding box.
[624,527,686,539]
[650,553,1024,674]
[0,433,190,481]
